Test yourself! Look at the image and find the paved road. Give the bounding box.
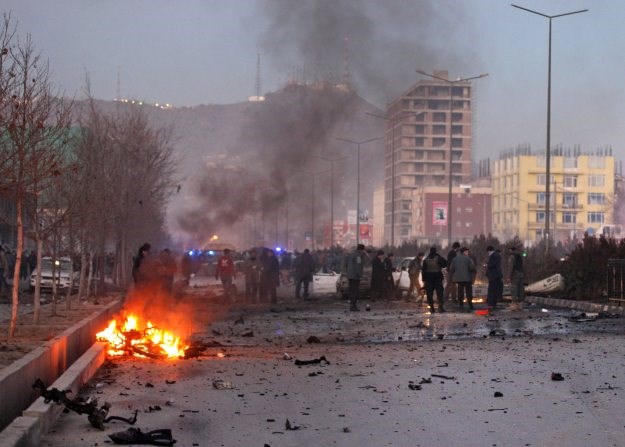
[41,289,625,447]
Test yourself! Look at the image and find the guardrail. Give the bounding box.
[607,259,625,305]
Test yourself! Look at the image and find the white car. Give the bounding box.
[30,257,78,292]
[393,257,423,296]
[311,269,340,295]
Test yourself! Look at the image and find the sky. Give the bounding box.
[3,0,623,163]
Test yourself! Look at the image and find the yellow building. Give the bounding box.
[492,147,615,245]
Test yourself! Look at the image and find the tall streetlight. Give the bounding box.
[366,110,426,247]
[295,169,330,250]
[512,4,588,253]
[416,70,488,246]
[313,154,350,247]
[335,136,383,245]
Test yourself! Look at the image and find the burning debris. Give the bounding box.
[96,314,189,359]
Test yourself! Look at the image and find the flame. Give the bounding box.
[96,314,189,359]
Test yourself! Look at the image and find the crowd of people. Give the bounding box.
[0,246,38,297]
[130,241,525,314]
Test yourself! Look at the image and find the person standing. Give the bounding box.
[294,249,315,300]
[485,245,503,311]
[507,246,525,311]
[444,242,460,303]
[450,247,476,311]
[132,243,152,285]
[421,247,447,313]
[215,248,236,300]
[260,248,280,304]
[243,249,261,302]
[346,244,366,311]
[383,253,396,299]
[280,251,293,285]
[370,250,386,301]
[157,249,177,295]
[407,252,425,301]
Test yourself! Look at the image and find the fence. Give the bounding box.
[607,259,625,303]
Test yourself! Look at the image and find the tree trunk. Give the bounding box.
[86,250,94,299]
[8,194,23,338]
[33,237,43,324]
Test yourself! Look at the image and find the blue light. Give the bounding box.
[208,250,215,255]
[275,246,283,253]
[188,250,194,256]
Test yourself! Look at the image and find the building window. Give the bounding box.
[563,175,577,187]
[536,155,546,167]
[588,156,606,168]
[564,157,577,169]
[588,175,605,187]
[536,192,546,205]
[537,174,546,185]
[587,193,605,205]
[587,212,605,223]
[465,207,473,213]
[562,193,577,208]
[562,212,576,223]
[536,211,554,223]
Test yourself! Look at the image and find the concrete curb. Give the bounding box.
[526,295,625,315]
[0,342,107,447]
[0,299,122,431]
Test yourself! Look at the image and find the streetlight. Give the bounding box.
[312,154,350,247]
[295,169,330,250]
[512,4,588,253]
[335,136,383,245]
[366,110,426,247]
[416,70,488,246]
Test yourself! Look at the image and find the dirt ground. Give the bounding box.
[0,293,120,368]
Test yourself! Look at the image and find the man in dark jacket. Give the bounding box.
[370,250,386,300]
[346,244,367,311]
[507,246,524,310]
[485,245,503,310]
[421,247,447,313]
[294,249,315,299]
[383,253,396,299]
[444,242,460,302]
[243,249,262,302]
[260,249,280,303]
[450,247,476,311]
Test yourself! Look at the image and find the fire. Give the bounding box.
[96,314,189,359]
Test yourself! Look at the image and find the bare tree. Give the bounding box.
[0,27,73,335]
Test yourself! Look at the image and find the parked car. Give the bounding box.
[311,269,340,295]
[30,257,78,292]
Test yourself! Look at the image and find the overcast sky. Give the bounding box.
[3,0,623,162]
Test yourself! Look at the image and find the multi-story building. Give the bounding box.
[384,70,474,245]
[491,146,615,245]
[412,184,492,244]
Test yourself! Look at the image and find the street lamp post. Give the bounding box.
[512,4,588,253]
[313,154,350,248]
[366,110,426,247]
[295,169,330,250]
[336,136,383,246]
[416,70,488,246]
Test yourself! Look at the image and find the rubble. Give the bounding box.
[294,355,330,365]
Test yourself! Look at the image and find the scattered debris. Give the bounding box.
[241,330,254,337]
[431,374,455,380]
[108,427,176,446]
[307,335,321,343]
[343,427,351,433]
[212,379,233,390]
[32,379,137,430]
[419,378,432,384]
[551,372,564,381]
[489,329,506,337]
[145,382,154,388]
[494,391,503,398]
[285,419,301,430]
[234,315,245,325]
[165,380,176,385]
[487,408,508,412]
[294,355,330,366]
[283,353,293,360]
[408,382,422,390]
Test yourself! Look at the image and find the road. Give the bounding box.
[41,286,625,447]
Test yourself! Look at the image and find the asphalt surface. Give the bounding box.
[40,285,625,447]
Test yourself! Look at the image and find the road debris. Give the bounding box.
[108,427,176,446]
[306,335,321,343]
[212,379,233,389]
[431,374,456,380]
[294,355,330,365]
[551,372,564,381]
[285,418,301,430]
